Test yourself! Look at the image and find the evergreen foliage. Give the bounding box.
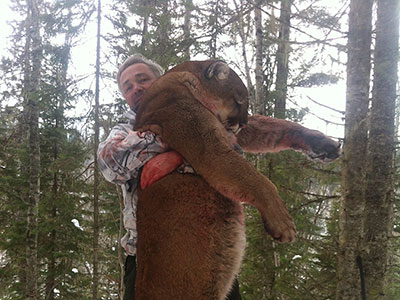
[240,150,340,299]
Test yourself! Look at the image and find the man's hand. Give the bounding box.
[141,151,183,189]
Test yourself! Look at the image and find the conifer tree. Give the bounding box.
[24,0,42,297]
[231,0,254,107]
[274,0,292,119]
[183,0,194,60]
[229,1,346,298]
[254,1,264,115]
[106,0,195,70]
[92,0,102,298]
[336,0,373,298]
[1,0,95,298]
[363,0,399,297]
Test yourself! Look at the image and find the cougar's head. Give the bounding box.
[167,60,249,132]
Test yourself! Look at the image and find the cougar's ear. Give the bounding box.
[205,61,230,81]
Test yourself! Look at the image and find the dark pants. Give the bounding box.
[123,255,242,300]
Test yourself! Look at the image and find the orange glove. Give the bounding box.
[141,151,183,189]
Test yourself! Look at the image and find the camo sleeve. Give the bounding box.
[97,123,168,185]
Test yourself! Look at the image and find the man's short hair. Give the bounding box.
[117,54,164,91]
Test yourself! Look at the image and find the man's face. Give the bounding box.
[120,63,158,109]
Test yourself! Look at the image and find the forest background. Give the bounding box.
[0,0,398,299]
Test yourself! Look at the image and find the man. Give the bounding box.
[98,54,242,300]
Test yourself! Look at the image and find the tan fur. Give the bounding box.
[237,114,341,161]
[134,60,340,300]
[136,174,245,300]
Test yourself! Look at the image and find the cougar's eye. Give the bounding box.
[233,91,247,105]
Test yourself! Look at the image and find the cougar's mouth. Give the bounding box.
[226,123,242,135]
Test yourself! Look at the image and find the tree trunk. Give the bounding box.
[116,185,125,300]
[22,9,32,300]
[140,14,149,51]
[233,0,254,111]
[363,0,399,298]
[274,0,291,119]
[209,0,219,59]
[257,157,278,300]
[336,0,373,299]
[254,2,264,115]
[45,203,57,300]
[183,0,193,60]
[25,0,42,298]
[92,0,102,298]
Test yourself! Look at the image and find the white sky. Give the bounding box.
[0,0,346,139]
[0,1,13,58]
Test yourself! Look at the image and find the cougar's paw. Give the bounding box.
[306,131,342,162]
[262,203,297,243]
[263,218,297,243]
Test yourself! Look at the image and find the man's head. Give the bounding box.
[117,54,164,109]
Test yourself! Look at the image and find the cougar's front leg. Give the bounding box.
[156,100,296,243]
[237,115,341,161]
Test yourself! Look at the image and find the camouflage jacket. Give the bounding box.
[97,109,167,255]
